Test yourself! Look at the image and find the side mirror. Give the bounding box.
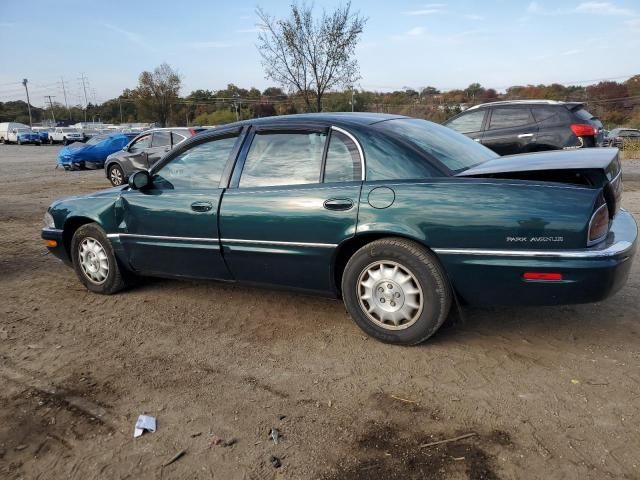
[129,170,151,190]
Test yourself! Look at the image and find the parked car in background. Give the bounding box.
[57,133,138,170]
[443,100,604,155]
[33,127,53,144]
[49,127,84,145]
[603,128,640,148]
[42,113,636,345]
[10,128,42,145]
[0,122,30,143]
[104,127,206,186]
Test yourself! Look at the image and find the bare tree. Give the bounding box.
[257,2,366,112]
[135,63,181,126]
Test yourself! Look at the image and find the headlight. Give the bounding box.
[43,211,55,229]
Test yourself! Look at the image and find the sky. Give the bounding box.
[0,0,639,108]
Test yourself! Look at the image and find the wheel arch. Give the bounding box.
[332,231,444,297]
[62,216,98,260]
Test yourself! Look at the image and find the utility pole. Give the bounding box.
[79,73,89,123]
[22,78,33,128]
[60,77,71,121]
[45,95,56,124]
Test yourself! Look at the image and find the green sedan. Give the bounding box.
[42,113,637,345]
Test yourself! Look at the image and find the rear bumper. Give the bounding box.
[436,209,637,306]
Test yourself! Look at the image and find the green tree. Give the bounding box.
[257,1,366,111]
[134,63,182,126]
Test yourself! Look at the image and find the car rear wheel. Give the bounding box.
[108,164,125,186]
[71,223,127,294]
[342,238,452,345]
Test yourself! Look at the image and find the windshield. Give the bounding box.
[86,134,109,145]
[61,128,79,133]
[374,118,498,173]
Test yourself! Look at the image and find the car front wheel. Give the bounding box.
[108,164,125,186]
[71,223,127,294]
[342,238,452,345]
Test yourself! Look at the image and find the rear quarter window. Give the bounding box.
[488,108,534,129]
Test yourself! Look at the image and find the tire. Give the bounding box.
[108,164,125,186]
[71,223,127,294]
[49,137,54,145]
[341,238,452,345]
[63,137,68,145]
[17,139,22,145]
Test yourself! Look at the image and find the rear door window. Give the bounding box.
[446,110,485,134]
[532,106,571,125]
[488,108,533,130]
[152,131,171,147]
[239,131,326,188]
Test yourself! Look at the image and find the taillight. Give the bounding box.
[570,124,596,137]
[189,128,197,135]
[523,272,563,281]
[588,203,609,245]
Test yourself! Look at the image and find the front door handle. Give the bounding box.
[324,198,354,211]
[517,133,534,139]
[191,201,213,212]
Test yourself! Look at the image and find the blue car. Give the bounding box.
[14,128,42,145]
[57,133,137,170]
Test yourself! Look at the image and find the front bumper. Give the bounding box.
[437,209,637,306]
[41,228,71,266]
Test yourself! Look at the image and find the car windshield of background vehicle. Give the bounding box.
[324,130,361,182]
[375,118,498,173]
[239,132,326,187]
[153,135,238,189]
[87,135,109,145]
[488,108,533,129]
[446,110,485,133]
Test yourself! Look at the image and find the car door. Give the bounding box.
[219,125,363,294]
[115,129,243,279]
[146,131,172,168]
[123,133,152,173]
[443,109,487,143]
[482,107,538,155]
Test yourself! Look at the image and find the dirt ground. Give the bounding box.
[1,144,639,480]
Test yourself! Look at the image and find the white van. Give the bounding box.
[0,122,30,143]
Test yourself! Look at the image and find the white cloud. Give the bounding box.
[465,14,484,21]
[527,2,542,13]
[403,3,445,15]
[185,41,232,49]
[391,26,427,40]
[561,49,582,56]
[575,1,636,16]
[103,23,148,49]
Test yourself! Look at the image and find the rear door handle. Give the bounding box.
[518,133,534,139]
[324,198,354,211]
[191,201,213,212]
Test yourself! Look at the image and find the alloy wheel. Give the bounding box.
[357,260,424,330]
[78,237,110,284]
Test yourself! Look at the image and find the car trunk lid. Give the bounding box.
[458,148,622,217]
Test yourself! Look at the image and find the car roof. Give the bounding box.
[219,112,407,130]
[466,100,584,111]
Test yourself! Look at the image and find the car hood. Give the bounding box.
[457,148,620,178]
[50,186,127,207]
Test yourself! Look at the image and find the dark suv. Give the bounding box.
[443,100,604,155]
[105,127,207,186]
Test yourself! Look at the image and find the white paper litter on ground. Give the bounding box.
[134,415,157,438]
